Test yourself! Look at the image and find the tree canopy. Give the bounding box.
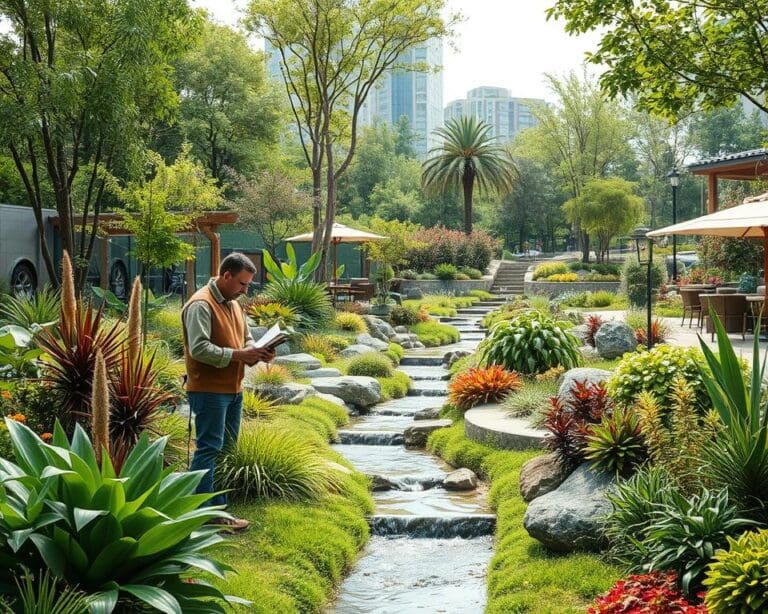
[548,0,768,118]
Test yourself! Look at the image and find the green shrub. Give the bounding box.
[217,422,345,501]
[384,342,405,366]
[296,333,337,362]
[0,420,239,611]
[248,301,299,328]
[153,410,195,467]
[621,256,666,307]
[468,289,494,300]
[455,272,471,280]
[410,321,460,347]
[556,291,589,308]
[378,371,411,400]
[568,262,621,275]
[335,312,367,333]
[347,353,394,378]
[325,334,353,351]
[0,285,60,327]
[480,311,582,375]
[544,272,579,282]
[299,397,350,427]
[533,261,569,280]
[703,529,768,613]
[417,272,437,280]
[586,290,616,308]
[250,363,293,386]
[606,345,710,410]
[460,267,484,280]
[264,279,334,330]
[399,269,418,280]
[275,404,339,441]
[434,263,458,280]
[146,304,185,358]
[389,305,420,326]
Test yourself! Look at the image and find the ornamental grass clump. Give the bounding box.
[0,284,60,328]
[703,529,768,613]
[480,311,581,375]
[264,279,334,330]
[216,422,345,501]
[347,353,394,378]
[249,363,292,386]
[296,333,337,362]
[334,311,367,333]
[248,301,299,328]
[0,420,242,611]
[447,365,522,411]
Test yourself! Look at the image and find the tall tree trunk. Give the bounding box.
[462,169,474,235]
[581,230,590,263]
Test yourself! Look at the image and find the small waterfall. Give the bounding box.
[407,388,448,397]
[399,356,444,367]
[369,514,497,538]
[338,431,404,445]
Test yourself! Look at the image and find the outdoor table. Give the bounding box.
[700,293,748,338]
[328,284,367,305]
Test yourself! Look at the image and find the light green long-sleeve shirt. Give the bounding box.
[183,279,254,368]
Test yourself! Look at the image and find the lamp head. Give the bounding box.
[667,168,680,187]
[631,226,652,265]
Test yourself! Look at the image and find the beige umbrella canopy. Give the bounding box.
[647,192,768,294]
[285,223,388,282]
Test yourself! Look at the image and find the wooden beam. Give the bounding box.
[99,237,109,291]
[201,225,221,277]
[707,174,718,213]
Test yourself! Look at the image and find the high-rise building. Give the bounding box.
[265,39,443,158]
[445,86,544,142]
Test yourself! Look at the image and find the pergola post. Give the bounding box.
[99,236,109,291]
[708,174,718,214]
[201,225,221,277]
[185,257,196,300]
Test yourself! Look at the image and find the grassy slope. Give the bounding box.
[214,398,374,612]
[428,422,620,613]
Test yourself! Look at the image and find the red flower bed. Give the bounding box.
[589,571,707,614]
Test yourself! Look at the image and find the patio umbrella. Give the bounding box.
[647,191,768,296]
[285,223,388,282]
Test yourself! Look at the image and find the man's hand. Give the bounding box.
[233,346,276,366]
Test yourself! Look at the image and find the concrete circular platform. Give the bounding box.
[464,403,546,450]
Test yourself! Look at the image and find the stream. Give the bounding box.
[330,300,504,614]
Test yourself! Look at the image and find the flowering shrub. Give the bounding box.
[405,227,499,272]
[589,571,707,613]
[434,263,458,280]
[448,365,522,411]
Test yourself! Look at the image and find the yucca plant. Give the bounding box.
[216,422,345,501]
[10,568,89,614]
[0,419,245,612]
[698,309,768,520]
[0,285,60,329]
[263,279,334,330]
[584,408,648,476]
[448,365,522,411]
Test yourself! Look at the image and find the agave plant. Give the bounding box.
[0,419,246,612]
[698,309,768,520]
[0,285,60,329]
[584,408,648,476]
[263,279,334,330]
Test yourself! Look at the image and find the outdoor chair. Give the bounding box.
[679,288,702,328]
[702,294,747,341]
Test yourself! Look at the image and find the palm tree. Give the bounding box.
[422,117,515,234]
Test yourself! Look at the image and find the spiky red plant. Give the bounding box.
[109,347,175,456]
[448,365,522,411]
[569,380,612,423]
[585,314,604,347]
[36,301,123,432]
[635,318,669,345]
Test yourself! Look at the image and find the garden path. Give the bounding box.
[329,300,505,613]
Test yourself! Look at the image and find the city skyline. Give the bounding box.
[191,0,602,105]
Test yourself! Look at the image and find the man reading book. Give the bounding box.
[182,252,276,532]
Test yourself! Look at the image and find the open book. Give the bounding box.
[253,323,290,350]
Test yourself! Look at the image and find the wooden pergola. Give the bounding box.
[688,148,768,214]
[49,210,238,299]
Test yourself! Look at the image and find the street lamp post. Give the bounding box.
[667,168,680,281]
[632,226,654,350]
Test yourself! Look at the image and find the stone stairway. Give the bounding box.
[490,260,531,295]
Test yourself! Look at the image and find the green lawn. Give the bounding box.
[428,422,620,613]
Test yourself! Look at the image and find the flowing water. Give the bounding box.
[329,303,506,614]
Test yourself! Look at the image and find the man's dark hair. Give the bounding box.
[219,253,257,276]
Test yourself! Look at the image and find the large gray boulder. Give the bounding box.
[302,367,343,378]
[403,419,452,447]
[594,322,636,359]
[414,407,441,420]
[250,382,316,405]
[363,315,396,342]
[311,376,382,408]
[340,344,377,358]
[356,333,390,351]
[519,453,571,502]
[523,464,615,553]
[443,350,471,368]
[557,368,612,403]
[443,468,478,491]
[405,288,423,300]
[274,353,322,370]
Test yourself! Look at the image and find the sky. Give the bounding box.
[191,0,602,104]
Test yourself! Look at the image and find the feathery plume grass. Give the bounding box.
[91,349,110,464]
[127,276,143,366]
[61,250,76,335]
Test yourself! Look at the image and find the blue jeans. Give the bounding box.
[188,391,243,507]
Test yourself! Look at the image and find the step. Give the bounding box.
[407,388,448,397]
[338,431,404,446]
[368,514,497,538]
[400,356,444,366]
